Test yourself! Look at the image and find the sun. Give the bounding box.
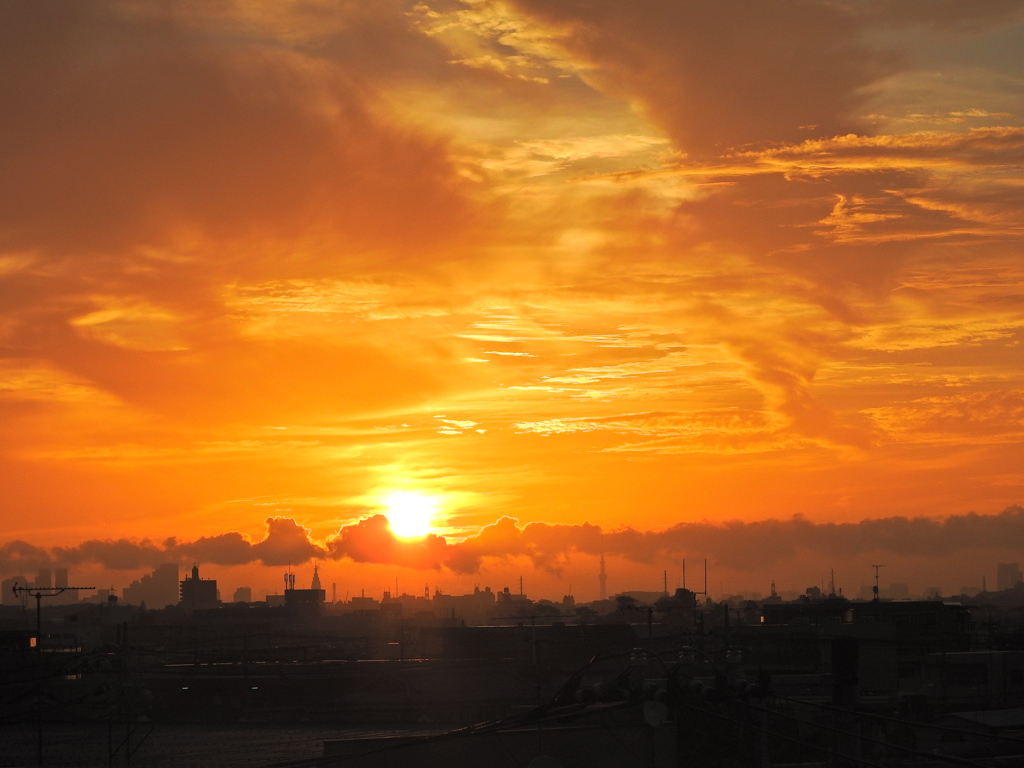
[382,491,438,539]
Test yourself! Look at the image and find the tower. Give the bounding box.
[599,554,607,601]
[311,562,322,591]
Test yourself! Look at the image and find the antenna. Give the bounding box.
[663,570,668,595]
[872,564,886,602]
[12,582,95,767]
[682,559,707,596]
[599,554,608,600]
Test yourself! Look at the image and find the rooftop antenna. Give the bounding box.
[684,559,708,596]
[872,564,886,602]
[599,554,608,600]
[13,581,95,767]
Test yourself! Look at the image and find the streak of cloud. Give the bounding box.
[5,507,1024,578]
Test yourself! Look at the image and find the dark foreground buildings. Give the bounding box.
[3,585,1024,766]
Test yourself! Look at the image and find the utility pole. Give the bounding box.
[12,582,95,767]
[871,565,886,602]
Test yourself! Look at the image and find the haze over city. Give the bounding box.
[2,0,1024,603]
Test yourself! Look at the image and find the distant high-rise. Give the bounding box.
[123,563,179,608]
[35,568,52,589]
[997,563,1023,591]
[599,554,607,601]
[179,564,218,610]
[53,568,77,605]
[311,563,322,591]
[233,586,252,603]
[284,565,325,612]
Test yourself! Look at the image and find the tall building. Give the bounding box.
[35,568,52,589]
[123,563,180,608]
[284,565,325,611]
[179,564,218,610]
[997,563,1023,591]
[599,554,607,600]
[233,586,252,603]
[311,563,322,592]
[52,567,79,605]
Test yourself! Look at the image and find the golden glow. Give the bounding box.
[382,491,438,539]
[1,1,1023,601]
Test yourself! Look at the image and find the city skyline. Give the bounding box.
[6,541,1023,607]
[2,2,1024,600]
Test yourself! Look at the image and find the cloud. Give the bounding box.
[736,128,1024,172]
[456,506,1024,574]
[866,389,1024,442]
[0,0,486,431]
[853,1,1024,31]
[0,0,473,260]
[506,0,895,158]
[0,541,52,576]
[37,517,326,572]
[325,514,477,572]
[52,538,167,571]
[8,506,1024,578]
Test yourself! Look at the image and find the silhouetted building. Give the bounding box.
[179,564,218,610]
[311,563,322,591]
[997,562,1022,591]
[434,586,495,621]
[51,567,77,604]
[123,563,180,608]
[617,590,666,605]
[348,595,377,610]
[888,582,910,599]
[233,586,252,603]
[284,566,325,612]
[497,586,528,603]
[35,568,52,589]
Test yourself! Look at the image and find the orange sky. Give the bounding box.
[2,1,1023,601]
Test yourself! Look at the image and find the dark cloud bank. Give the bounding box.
[3,506,1024,576]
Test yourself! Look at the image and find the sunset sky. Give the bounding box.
[2,0,1023,601]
